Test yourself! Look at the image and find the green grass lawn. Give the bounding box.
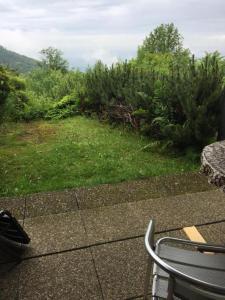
[0,116,198,197]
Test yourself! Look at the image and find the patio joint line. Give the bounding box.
[89,247,105,300]
[154,218,225,235]
[21,235,145,262]
[16,263,23,300]
[17,218,225,262]
[78,205,105,300]
[195,218,225,228]
[74,191,80,210]
[125,293,151,300]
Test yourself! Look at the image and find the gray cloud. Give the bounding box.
[0,0,225,68]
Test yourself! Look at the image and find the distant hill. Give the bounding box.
[0,45,38,73]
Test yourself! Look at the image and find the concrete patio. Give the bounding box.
[1,172,225,300]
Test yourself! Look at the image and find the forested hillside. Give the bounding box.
[0,45,38,73]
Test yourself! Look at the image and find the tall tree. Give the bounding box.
[137,23,183,60]
[39,47,69,72]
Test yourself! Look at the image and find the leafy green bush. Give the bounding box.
[1,69,28,121]
[22,94,52,121]
[23,67,84,120]
[0,66,10,117]
[45,94,79,119]
[4,90,28,121]
[27,68,83,102]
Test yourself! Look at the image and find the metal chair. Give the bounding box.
[144,220,225,299]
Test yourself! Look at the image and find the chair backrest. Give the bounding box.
[145,220,225,300]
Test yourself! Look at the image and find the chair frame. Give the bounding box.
[144,220,225,299]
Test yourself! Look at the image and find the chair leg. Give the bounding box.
[167,276,174,300]
[144,256,152,300]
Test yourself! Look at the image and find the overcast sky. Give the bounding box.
[1,0,225,69]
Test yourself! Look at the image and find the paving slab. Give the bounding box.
[183,190,225,229]
[197,222,225,245]
[18,249,103,300]
[0,261,21,300]
[76,172,214,209]
[25,189,78,218]
[0,196,25,219]
[82,190,225,244]
[92,237,148,300]
[92,230,185,300]
[23,211,88,257]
